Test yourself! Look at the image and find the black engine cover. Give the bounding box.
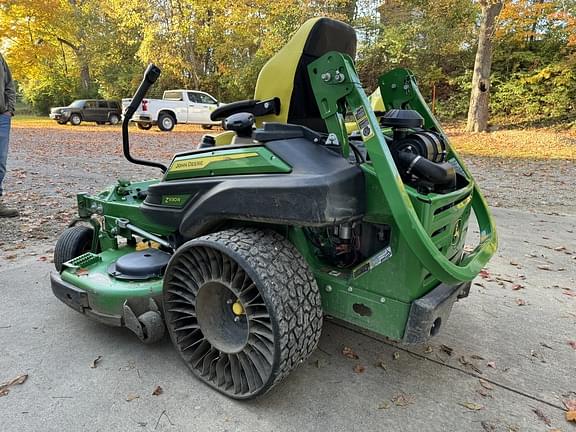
[141,138,365,238]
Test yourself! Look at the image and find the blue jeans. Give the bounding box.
[0,114,11,197]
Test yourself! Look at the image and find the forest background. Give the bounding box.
[1,0,575,128]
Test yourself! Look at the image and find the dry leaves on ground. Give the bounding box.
[152,385,163,396]
[0,373,28,397]
[342,346,359,360]
[459,402,484,411]
[391,393,415,407]
[126,393,139,402]
[532,408,551,426]
[564,399,576,422]
[353,364,366,374]
[89,355,102,369]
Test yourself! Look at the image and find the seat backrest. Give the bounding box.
[254,17,357,132]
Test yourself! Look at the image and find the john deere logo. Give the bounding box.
[451,219,462,245]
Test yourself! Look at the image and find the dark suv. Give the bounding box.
[50,100,122,126]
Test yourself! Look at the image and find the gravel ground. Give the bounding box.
[0,123,575,431]
[0,123,574,258]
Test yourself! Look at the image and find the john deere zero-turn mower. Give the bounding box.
[51,17,497,399]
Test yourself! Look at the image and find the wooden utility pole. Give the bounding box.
[466,0,503,132]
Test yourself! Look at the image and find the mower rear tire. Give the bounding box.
[54,226,94,272]
[157,113,175,132]
[163,227,322,399]
[70,113,82,126]
[137,122,153,130]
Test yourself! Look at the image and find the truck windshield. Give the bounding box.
[69,100,85,108]
[164,92,183,101]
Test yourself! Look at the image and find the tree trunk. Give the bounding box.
[466,0,503,132]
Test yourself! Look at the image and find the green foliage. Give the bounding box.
[491,64,576,120]
[0,0,574,124]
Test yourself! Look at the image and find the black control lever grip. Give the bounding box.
[124,64,161,121]
[122,64,167,173]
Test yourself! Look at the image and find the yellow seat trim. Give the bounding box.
[253,17,322,127]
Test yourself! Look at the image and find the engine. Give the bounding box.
[381,109,458,194]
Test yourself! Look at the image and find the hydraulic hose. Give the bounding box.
[396,151,456,185]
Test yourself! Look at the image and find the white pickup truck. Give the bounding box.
[122,90,222,132]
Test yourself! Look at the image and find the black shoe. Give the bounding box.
[0,202,19,218]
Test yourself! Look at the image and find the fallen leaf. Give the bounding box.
[479,269,490,279]
[516,298,527,306]
[75,268,89,276]
[481,420,496,432]
[459,356,482,374]
[393,351,400,360]
[554,246,566,251]
[563,289,576,297]
[486,361,496,369]
[477,388,493,398]
[471,354,485,360]
[532,408,551,426]
[377,401,390,410]
[391,393,415,407]
[342,346,359,360]
[479,379,494,390]
[89,355,102,369]
[152,385,163,396]
[567,411,576,422]
[568,341,576,350]
[459,402,483,411]
[0,373,28,397]
[424,345,433,354]
[564,399,576,411]
[375,361,387,371]
[537,265,551,271]
[353,364,366,374]
[511,284,525,291]
[126,393,139,402]
[440,345,453,356]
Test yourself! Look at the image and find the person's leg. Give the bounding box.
[0,113,9,197]
[0,114,18,218]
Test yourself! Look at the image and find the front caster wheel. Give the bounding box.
[138,311,166,344]
[54,226,94,272]
[163,228,323,399]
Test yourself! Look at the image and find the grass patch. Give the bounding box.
[445,126,575,160]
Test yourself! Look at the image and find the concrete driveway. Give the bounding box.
[1,207,575,432]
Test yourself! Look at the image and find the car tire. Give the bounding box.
[70,113,82,126]
[157,113,175,132]
[109,114,120,125]
[137,122,153,130]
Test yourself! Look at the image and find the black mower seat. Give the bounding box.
[254,17,357,132]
